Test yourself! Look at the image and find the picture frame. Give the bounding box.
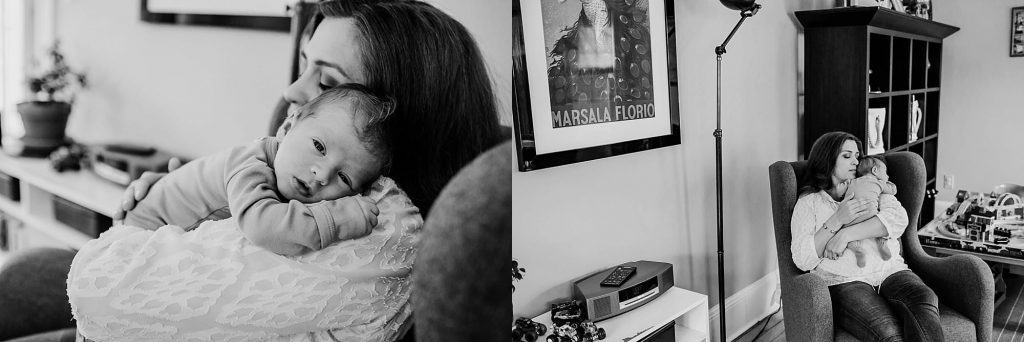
[140,0,291,32]
[900,0,932,20]
[867,107,887,155]
[512,0,680,172]
[1012,6,1024,57]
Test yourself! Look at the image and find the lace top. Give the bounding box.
[68,177,422,342]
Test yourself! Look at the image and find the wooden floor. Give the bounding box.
[733,308,785,342]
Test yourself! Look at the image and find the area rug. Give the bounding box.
[994,273,1024,342]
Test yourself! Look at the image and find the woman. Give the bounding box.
[0,1,503,341]
[792,131,942,341]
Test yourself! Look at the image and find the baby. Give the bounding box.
[124,84,395,256]
[844,155,898,267]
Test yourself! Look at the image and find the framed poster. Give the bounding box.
[513,0,680,171]
[1012,6,1024,57]
[140,0,291,32]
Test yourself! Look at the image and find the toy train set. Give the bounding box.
[919,190,1024,258]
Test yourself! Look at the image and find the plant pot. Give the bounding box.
[17,101,71,141]
[16,101,71,155]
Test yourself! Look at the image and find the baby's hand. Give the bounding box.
[329,196,380,241]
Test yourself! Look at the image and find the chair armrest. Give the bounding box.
[908,253,993,342]
[781,272,835,342]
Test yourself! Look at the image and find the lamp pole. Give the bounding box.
[714,3,760,341]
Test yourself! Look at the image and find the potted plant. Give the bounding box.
[513,258,526,292]
[17,41,86,155]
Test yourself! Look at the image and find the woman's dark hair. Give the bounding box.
[315,0,503,214]
[799,132,863,196]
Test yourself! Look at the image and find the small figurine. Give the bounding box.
[550,301,584,327]
[512,317,547,342]
[547,324,580,342]
[909,95,923,142]
[546,301,606,342]
[48,143,88,172]
[578,322,607,341]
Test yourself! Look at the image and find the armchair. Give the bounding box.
[768,151,993,342]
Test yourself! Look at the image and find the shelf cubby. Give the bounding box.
[890,95,910,148]
[909,141,925,166]
[927,42,943,88]
[925,137,938,183]
[909,93,926,143]
[868,97,891,154]
[911,40,928,90]
[892,37,912,91]
[870,34,892,93]
[925,91,940,136]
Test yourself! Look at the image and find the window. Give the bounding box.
[1,0,56,148]
[1,0,28,145]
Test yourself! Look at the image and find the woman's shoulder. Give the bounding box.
[796,190,828,206]
[797,189,826,200]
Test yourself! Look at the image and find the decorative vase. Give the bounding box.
[16,101,71,155]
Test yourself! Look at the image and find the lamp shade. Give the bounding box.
[719,0,757,11]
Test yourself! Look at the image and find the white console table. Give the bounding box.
[0,152,123,265]
[531,286,709,342]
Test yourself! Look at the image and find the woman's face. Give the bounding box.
[283,18,366,108]
[831,139,861,185]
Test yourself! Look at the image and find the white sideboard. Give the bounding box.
[0,152,122,265]
[531,286,709,342]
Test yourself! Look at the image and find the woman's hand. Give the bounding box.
[113,158,182,221]
[823,229,850,260]
[832,193,873,226]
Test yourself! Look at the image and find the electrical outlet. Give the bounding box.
[943,175,955,190]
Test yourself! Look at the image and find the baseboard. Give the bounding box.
[708,269,781,342]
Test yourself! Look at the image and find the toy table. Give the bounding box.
[918,211,1024,273]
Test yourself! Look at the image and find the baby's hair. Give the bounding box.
[856,155,886,177]
[296,83,397,169]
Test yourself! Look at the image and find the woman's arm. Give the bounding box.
[819,193,875,260]
[825,194,908,254]
[791,195,827,271]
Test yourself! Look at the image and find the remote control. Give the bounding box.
[600,266,637,287]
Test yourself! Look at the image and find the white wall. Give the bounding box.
[55,1,288,159]
[934,1,1024,202]
[429,0,512,126]
[513,1,831,339]
[54,0,510,159]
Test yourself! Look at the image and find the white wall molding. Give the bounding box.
[708,269,781,342]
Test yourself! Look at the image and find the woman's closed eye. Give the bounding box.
[319,74,340,91]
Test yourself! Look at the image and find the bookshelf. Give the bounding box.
[796,7,959,226]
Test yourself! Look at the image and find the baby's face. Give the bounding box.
[274,101,384,203]
[872,163,889,181]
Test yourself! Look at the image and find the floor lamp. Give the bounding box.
[714,1,760,341]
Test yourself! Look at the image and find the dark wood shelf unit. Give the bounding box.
[797,7,959,227]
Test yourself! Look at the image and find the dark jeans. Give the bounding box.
[829,270,943,342]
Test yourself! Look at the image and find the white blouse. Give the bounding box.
[68,177,421,342]
[790,190,910,287]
